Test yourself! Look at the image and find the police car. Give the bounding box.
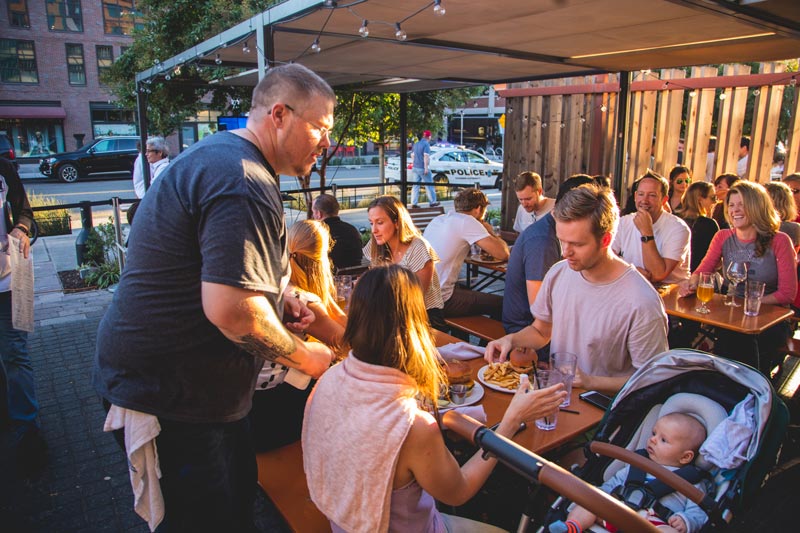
[385,147,503,189]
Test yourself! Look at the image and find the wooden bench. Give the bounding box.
[256,441,331,532]
[444,315,506,343]
[408,206,444,232]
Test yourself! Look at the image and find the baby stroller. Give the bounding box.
[538,348,789,532]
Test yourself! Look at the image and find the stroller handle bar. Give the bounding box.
[442,411,660,533]
[589,442,707,505]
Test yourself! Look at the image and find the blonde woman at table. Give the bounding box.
[678,181,719,273]
[364,195,446,330]
[302,265,566,533]
[250,220,347,451]
[764,181,800,250]
[678,181,796,373]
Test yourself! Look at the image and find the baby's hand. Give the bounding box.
[668,514,687,533]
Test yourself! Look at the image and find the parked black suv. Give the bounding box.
[39,135,139,183]
[0,134,19,170]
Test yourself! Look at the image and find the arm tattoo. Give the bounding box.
[234,313,299,365]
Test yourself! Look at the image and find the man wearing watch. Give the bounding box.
[0,157,44,475]
[612,170,690,284]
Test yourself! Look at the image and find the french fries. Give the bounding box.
[483,362,533,390]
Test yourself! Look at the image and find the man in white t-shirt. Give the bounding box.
[613,171,690,284]
[423,189,508,318]
[737,136,750,178]
[512,171,555,233]
[486,185,668,393]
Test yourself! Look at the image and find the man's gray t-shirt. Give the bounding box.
[93,132,289,423]
[532,261,668,377]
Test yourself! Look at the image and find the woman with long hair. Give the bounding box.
[250,220,347,451]
[364,195,446,329]
[680,181,797,372]
[303,265,565,532]
[764,181,800,249]
[711,173,739,229]
[679,181,719,272]
[666,165,692,214]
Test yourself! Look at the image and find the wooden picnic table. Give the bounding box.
[464,254,508,292]
[257,330,604,532]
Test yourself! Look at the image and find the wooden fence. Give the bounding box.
[498,62,799,228]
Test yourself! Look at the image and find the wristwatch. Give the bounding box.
[641,235,655,243]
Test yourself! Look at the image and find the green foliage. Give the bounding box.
[28,193,71,236]
[84,262,121,289]
[485,208,501,225]
[360,228,372,246]
[84,219,121,266]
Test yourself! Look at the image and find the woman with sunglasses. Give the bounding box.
[302,265,565,532]
[667,165,692,215]
[679,181,719,272]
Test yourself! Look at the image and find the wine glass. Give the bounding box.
[695,272,714,314]
[725,261,748,307]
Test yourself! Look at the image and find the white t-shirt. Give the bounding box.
[737,154,748,178]
[132,153,145,199]
[512,198,555,234]
[532,261,668,377]
[612,211,691,284]
[423,211,490,301]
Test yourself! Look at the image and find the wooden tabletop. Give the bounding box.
[464,254,508,272]
[658,284,793,335]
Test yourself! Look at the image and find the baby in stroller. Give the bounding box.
[552,413,711,533]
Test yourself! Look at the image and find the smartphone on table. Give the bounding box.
[579,390,613,411]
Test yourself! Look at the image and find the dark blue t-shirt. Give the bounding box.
[93,132,288,423]
[502,213,561,333]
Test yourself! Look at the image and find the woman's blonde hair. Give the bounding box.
[367,195,421,264]
[287,220,336,309]
[681,181,715,221]
[343,265,444,403]
[764,181,798,222]
[726,181,780,257]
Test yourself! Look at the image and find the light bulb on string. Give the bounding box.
[165,73,171,81]
[580,116,586,123]
[395,23,407,41]
[662,82,669,90]
[719,93,727,100]
[541,122,548,128]
[215,54,222,65]
[600,104,608,112]
[689,90,697,98]
[173,66,181,76]
[560,123,565,128]
[243,41,251,54]
[433,0,446,16]
[790,77,797,87]
[753,89,760,96]
[358,20,369,38]
[311,39,321,53]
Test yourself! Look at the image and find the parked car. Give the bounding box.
[0,134,19,170]
[39,136,139,183]
[385,147,503,189]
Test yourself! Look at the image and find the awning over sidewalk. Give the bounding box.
[0,106,67,120]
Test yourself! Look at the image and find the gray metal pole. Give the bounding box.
[136,83,151,191]
[400,93,408,205]
[613,71,632,197]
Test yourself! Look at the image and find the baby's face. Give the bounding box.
[646,417,695,467]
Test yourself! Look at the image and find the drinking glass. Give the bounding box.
[551,352,577,407]
[334,275,353,310]
[744,280,766,317]
[534,370,558,431]
[695,272,714,314]
[725,261,748,307]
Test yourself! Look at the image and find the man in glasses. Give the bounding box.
[93,64,336,531]
[612,170,690,284]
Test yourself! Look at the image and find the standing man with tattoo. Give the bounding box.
[92,64,336,532]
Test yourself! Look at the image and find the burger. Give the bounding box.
[444,359,474,391]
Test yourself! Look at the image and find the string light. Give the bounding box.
[719,93,727,100]
[541,122,547,128]
[215,54,222,65]
[311,38,321,53]
[433,0,446,16]
[753,89,760,96]
[689,90,697,98]
[395,23,407,41]
[243,41,251,54]
[165,73,171,81]
[173,66,181,76]
[600,104,608,112]
[358,20,369,38]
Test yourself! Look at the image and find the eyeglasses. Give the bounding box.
[675,178,691,184]
[284,104,331,139]
[146,149,159,153]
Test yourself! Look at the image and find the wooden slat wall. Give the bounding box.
[683,66,717,183]
[653,69,686,179]
[543,93,563,197]
[786,88,800,177]
[747,62,785,183]
[624,71,658,191]
[715,64,751,177]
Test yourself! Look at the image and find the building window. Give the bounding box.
[103,0,144,36]
[0,39,38,83]
[90,102,137,137]
[8,0,30,28]
[46,0,83,32]
[65,43,85,86]
[96,45,113,82]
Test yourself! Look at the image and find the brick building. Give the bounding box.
[0,0,141,159]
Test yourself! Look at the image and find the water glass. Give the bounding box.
[534,370,558,431]
[744,280,766,317]
[551,352,577,407]
[470,243,481,257]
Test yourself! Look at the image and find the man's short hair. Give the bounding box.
[514,171,542,193]
[783,172,800,185]
[708,136,717,152]
[556,174,594,203]
[454,189,489,212]
[250,64,335,114]
[740,136,751,150]
[553,184,619,241]
[313,194,340,217]
[146,136,168,157]
[635,169,669,197]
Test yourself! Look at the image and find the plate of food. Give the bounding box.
[437,359,484,410]
[477,362,534,393]
[469,254,506,264]
[437,382,485,410]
